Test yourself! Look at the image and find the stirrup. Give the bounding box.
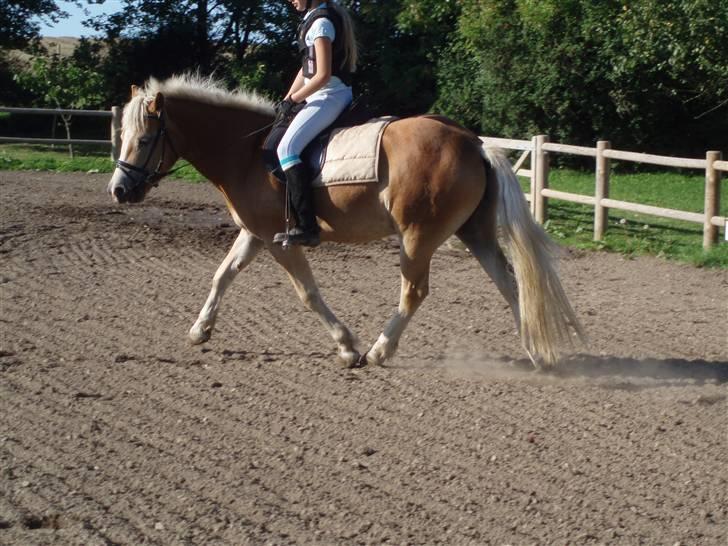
[273,227,320,248]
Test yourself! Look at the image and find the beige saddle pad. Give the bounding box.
[312,117,396,187]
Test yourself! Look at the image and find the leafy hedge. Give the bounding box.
[434,0,728,155]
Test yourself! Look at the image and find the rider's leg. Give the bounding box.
[275,162,320,246]
[274,88,352,246]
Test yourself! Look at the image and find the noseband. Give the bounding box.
[115,111,183,193]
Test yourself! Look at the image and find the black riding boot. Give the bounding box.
[273,163,320,247]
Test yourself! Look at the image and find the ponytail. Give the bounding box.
[328,1,358,73]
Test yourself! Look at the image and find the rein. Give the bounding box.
[115,111,187,193]
[241,120,277,140]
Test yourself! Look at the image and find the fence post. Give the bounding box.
[594,140,611,241]
[111,106,122,160]
[703,150,722,249]
[529,136,538,216]
[534,134,549,224]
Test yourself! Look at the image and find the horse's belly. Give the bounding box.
[316,183,395,243]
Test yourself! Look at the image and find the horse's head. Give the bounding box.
[108,85,180,204]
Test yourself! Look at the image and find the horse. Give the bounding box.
[107,74,584,368]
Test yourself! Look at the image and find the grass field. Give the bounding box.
[2,144,727,266]
[0,144,205,181]
[537,170,727,267]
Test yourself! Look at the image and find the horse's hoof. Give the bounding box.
[189,325,212,345]
[337,350,361,369]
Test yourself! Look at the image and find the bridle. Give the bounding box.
[115,111,185,194]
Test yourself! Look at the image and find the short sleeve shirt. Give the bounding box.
[305,17,336,47]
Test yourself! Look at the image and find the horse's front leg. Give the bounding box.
[362,236,433,367]
[268,245,360,367]
[189,229,264,344]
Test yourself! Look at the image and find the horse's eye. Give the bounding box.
[138,137,150,148]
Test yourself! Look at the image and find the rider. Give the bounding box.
[273,0,358,247]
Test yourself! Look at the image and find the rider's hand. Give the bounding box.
[275,98,297,118]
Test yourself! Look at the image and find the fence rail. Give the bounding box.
[1,106,724,248]
[0,136,111,146]
[481,136,725,249]
[0,106,122,159]
[0,107,112,117]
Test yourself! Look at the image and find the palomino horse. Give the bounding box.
[108,75,584,368]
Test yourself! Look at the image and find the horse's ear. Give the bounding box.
[149,92,165,114]
[130,85,140,98]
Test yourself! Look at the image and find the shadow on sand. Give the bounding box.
[506,354,728,386]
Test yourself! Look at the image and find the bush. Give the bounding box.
[435,0,728,156]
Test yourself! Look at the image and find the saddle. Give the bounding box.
[262,101,375,184]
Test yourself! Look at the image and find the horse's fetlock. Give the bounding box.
[337,348,361,368]
[368,334,396,365]
[300,289,320,309]
[332,325,354,346]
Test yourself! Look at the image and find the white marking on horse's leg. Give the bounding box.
[189,230,263,344]
[366,257,430,367]
[269,246,359,366]
[366,313,409,366]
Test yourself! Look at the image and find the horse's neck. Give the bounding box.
[170,99,272,185]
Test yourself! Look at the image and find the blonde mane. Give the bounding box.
[121,74,275,139]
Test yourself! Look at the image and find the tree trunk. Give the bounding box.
[196,0,210,72]
[61,114,74,158]
[238,5,257,62]
[51,114,57,150]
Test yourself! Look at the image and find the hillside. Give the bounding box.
[10,37,82,65]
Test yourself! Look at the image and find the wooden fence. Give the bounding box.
[0,106,122,159]
[481,136,726,250]
[1,107,725,249]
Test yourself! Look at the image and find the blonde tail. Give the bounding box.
[481,145,585,365]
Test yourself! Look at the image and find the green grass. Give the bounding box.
[523,169,728,267]
[0,144,205,181]
[2,144,727,266]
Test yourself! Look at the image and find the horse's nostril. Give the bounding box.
[113,186,125,200]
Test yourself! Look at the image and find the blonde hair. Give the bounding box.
[328,1,358,73]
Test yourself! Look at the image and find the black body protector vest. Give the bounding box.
[298,7,352,86]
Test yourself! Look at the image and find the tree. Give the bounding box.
[87,0,292,72]
[603,0,728,152]
[434,0,728,155]
[0,0,66,50]
[75,0,300,105]
[14,54,105,156]
[0,0,68,104]
[85,0,455,115]
[327,0,459,116]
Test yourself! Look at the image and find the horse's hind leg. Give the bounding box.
[458,229,520,326]
[268,245,360,367]
[363,234,434,367]
[189,229,264,344]
[456,204,521,335]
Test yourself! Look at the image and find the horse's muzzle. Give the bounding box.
[109,181,135,204]
[113,186,127,202]
[108,171,145,204]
